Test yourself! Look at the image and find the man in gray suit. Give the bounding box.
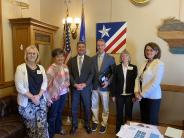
[91,39,115,133]
[68,41,93,134]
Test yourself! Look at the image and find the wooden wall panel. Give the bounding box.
[0,0,4,82]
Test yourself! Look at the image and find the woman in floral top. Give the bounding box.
[46,48,70,138]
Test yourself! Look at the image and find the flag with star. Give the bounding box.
[96,22,127,54]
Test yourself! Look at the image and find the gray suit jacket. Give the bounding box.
[92,53,115,91]
[68,55,94,91]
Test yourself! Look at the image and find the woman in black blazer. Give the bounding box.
[112,49,137,133]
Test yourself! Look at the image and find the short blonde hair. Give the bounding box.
[120,49,131,64]
[24,45,40,64]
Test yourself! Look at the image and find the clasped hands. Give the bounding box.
[74,83,87,91]
[31,94,41,105]
[134,91,143,102]
[112,91,143,103]
[101,81,109,88]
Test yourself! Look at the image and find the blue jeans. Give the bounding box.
[47,94,67,138]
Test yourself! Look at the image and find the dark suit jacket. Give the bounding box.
[92,53,115,91]
[68,55,93,90]
[111,63,137,97]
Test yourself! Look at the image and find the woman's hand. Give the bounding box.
[51,92,59,101]
[132,97,136,102]
[135,92,142,101]
[31,95,40,105]
[25,92,40,105]
[64,82,70,87]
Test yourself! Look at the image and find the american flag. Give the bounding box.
[64,22,71,64]
[96,22,127,54]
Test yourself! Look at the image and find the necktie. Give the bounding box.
[98,55,102,71]
[79,56,83,75]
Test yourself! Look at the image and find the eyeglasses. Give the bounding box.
[27,52,37,55]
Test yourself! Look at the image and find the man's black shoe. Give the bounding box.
[85,126,92,134]
[70,126,77,134]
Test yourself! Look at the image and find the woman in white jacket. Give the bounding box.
[15,45,48,138]
[135,42,164,125]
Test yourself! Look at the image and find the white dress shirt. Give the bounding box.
[121,64,132,96]
[77,55,84,76]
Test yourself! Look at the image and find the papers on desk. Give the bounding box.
[116,122,164,138]
[165,127,182,138]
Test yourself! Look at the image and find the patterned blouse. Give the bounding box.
[46,63,70,103]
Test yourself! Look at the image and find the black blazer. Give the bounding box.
[111,63,137,97]
[68,55,94,90]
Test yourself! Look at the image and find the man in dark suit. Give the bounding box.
[111,50,137,133]
[68,41,93,134]
[91,39,115,133]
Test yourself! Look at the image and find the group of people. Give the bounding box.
[14,39,164,138]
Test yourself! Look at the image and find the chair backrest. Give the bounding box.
[0,96,18,118]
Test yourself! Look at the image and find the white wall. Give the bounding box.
[2,0,40,81]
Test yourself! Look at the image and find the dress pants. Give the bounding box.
[115,95,133,132]
[140,98,161,125]
[47,94,67,138]
[71,89,91,128]
[91,89,109,127]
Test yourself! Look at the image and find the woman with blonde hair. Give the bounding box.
[112,49,137,133]
[15,45,49,138]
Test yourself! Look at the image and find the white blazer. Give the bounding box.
[15,63,47,107]
[135,59,164,99]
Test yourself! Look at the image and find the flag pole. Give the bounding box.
[63,0,72,126]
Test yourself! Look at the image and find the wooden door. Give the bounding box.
[12,25,31,71]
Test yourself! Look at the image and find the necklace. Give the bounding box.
[27,63,37,70]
